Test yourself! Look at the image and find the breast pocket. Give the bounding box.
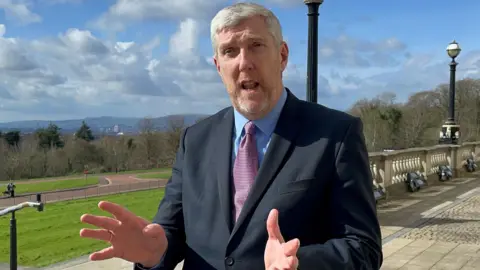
[277,178,315,195]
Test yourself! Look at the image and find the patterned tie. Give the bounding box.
[233,121,258,222]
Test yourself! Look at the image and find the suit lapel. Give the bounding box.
[212,108,235,233]
[230,90,301,239]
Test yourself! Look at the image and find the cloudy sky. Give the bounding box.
[0,0,479,122]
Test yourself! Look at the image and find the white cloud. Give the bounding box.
[0,20,232,121]
[169,18,200,64]
[45,0,83,4]
[1,1,479,121]
[90,0,226,31]
[0,0,42,25]
[318,34,407,68]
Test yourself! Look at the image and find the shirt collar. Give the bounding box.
[234,87,287,137]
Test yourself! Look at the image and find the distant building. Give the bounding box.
[113,124,119,133]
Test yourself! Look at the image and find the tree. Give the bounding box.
[163,116,185,164]
[137,117,161,169]
[349,96,396,151]
[75,121,95,142]
[2,130,21,147]
[36,123,64,149]
[398,90,442,147]
[379,106,403,147]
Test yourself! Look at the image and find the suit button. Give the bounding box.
[225,257,234,266]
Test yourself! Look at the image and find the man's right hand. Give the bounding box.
[79,201,168,268]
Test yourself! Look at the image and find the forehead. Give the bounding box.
[216,16,271,45]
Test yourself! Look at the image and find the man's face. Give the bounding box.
[213,15,289,120]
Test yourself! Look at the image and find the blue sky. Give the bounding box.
[0,0,479,121]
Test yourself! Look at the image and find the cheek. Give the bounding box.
[221,66,238,83]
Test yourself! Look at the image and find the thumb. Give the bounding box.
[266,209,284,242]
[143,223,166,239]
[283,238,300,256]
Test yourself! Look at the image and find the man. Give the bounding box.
[79,2,383,270]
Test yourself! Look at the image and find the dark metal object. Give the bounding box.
[465,158,477,172]
[439,40,461,144]
[437,165,453,181]
[0,193,44,270]
[304,0,323,103]
[373,184,386,203]
[405,172,426,192]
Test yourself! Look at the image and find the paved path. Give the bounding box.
[377,173,480,270]
[0,174,167,208]
[2,173,480,269]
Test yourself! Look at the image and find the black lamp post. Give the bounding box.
[304,0,323,103]
[0,190,44,270]
[439,40,461,144]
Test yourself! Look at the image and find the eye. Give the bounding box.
[253,42,263,47]
[222,47,235,55]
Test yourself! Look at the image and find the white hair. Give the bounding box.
[210,2,284,56]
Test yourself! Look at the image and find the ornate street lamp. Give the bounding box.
[304,0,323,103]
[439,40,461,144]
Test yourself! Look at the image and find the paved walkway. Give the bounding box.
[0,175,166,208]
[3,173,480,269]
[378,174,480,269]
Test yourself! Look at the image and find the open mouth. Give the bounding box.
[241,80,259,90]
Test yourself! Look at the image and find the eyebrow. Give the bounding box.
[220,35,267,48]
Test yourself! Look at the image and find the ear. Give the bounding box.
[213,56,221,74]
[280,41,289,72]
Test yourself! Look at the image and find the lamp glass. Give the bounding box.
[446,41,461,58]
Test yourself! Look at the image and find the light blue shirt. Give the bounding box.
[232,88,288,166]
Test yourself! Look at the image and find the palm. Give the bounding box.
[264,236,286,267]
[105,216,165,263]
[80,201,168,267]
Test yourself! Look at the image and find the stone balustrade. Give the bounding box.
[369,141,480,193]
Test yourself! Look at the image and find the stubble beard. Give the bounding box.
[236,94,270,120]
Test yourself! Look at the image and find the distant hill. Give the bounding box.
[0,114,210,135]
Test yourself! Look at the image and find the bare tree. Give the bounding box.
[399,90,442,147]
[137,117,161,169]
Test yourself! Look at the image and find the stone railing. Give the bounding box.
[369,142,480,192]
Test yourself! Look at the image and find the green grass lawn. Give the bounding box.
[11,177,99,195]
[2,167,172,183]
[136,171,172,179]
[0,188,165,267]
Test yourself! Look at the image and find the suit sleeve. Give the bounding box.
[134,127,188,270]
[296,117,383,270]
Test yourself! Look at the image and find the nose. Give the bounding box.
[238,48,254,71]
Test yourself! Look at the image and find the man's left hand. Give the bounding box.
[264,209,300,270]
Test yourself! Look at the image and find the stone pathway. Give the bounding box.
[379,177,480,269]
[2,175,479,269]
[40,256,184,270]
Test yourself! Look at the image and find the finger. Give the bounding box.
[79,228,112,242]
[98,201,137,224]
[266,209,284,242]
[143,223,166,239]
[272,257,298,270]
[90,246,116,261]
[81,214,120,231]
[283,238,300,256]
[286,256,299,269]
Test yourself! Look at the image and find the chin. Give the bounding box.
[238,100,269,116]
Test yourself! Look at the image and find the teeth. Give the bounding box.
[242,82,257,89]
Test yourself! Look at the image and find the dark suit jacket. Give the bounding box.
[135,90,383,270]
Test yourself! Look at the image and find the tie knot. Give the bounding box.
[244,121,256,135]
